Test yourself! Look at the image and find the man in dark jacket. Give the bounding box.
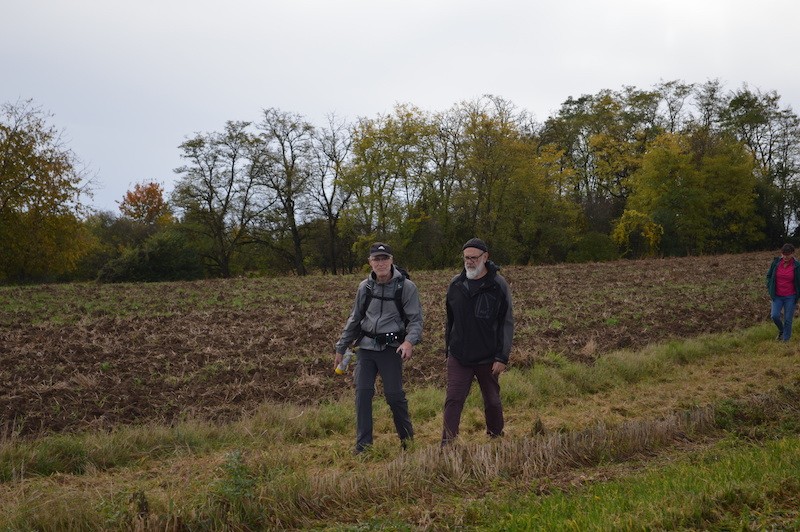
[442,237,514,446]
[335,242,423,454]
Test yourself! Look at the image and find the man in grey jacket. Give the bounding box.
[335,242,423,454]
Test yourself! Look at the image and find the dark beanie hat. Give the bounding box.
[462,237,488,252]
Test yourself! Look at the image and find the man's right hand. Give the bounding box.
[334,352,343,371]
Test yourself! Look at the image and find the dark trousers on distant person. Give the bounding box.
[441,355,503,445]
[354,346,413,453]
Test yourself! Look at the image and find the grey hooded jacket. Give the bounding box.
[335,265,424,354]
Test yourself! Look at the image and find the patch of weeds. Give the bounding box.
[525,308,550,319]
[210,450,262,528]
[0,434,89,481]
[353,444,395,462]
[229,296,246,310]
[714,385,800,440]
[409,386,444,423]
[313,402,352,437]
[539,351,570,369]
[349,518,414,531]
[714,399,739,431]
[196,361,227,382]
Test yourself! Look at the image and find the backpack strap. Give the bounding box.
[393,275,406,326]
[359,272,408,327]
[360,278,375,322]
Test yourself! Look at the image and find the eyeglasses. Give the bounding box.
[370,255,392,262]
[463,252,486,263]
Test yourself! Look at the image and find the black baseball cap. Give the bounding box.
[369,242,393,258]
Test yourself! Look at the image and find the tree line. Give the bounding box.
[2,79,799,283]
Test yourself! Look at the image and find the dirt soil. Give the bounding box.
[0,252,774,436]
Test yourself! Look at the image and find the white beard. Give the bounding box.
[465,263,485,280]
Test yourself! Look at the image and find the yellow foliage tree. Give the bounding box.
[612,209,664,257]
[0,99,90,281]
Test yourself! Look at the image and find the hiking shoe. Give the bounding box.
[353,445,369,456]
[777,333,784,341]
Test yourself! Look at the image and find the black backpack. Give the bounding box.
[361,265,411,326]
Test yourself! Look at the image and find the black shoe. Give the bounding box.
[777,333,784,341]
[353,444,369,456]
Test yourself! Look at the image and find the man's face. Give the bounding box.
[369,254,393,276]
[463,247,487,279]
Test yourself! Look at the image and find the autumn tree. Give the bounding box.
[698,134,762,251]
[539,87,662,233]
[492,141,581,264]
[410,106,468,267]
[118,181,172,225]
[621,132,760,256]
[612,209,663,257]
[347,106,426,241]
[622,134,707,255]
[720,86,800,244]
[460,97,523,236]
[0,99,91,281]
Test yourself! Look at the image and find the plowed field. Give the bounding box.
[0,252,775,436]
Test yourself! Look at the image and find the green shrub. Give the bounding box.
[97,229,204,282]
[566,231,620,263]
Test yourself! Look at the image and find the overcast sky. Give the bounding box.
[4,0,799,212]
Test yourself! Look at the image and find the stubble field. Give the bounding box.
[0,251,773,437]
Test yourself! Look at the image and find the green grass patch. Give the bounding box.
[479,436,800,531]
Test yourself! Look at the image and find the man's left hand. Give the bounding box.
[492,361,507,376]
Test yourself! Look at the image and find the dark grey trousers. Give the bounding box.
[354,346,413,452]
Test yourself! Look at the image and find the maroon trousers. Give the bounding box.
[441,355,504,445]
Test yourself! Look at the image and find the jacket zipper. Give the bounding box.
[369,281,388,336]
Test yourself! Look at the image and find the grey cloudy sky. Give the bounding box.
[3,0,798,212]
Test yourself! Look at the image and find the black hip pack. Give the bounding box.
[363,330,402,345]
